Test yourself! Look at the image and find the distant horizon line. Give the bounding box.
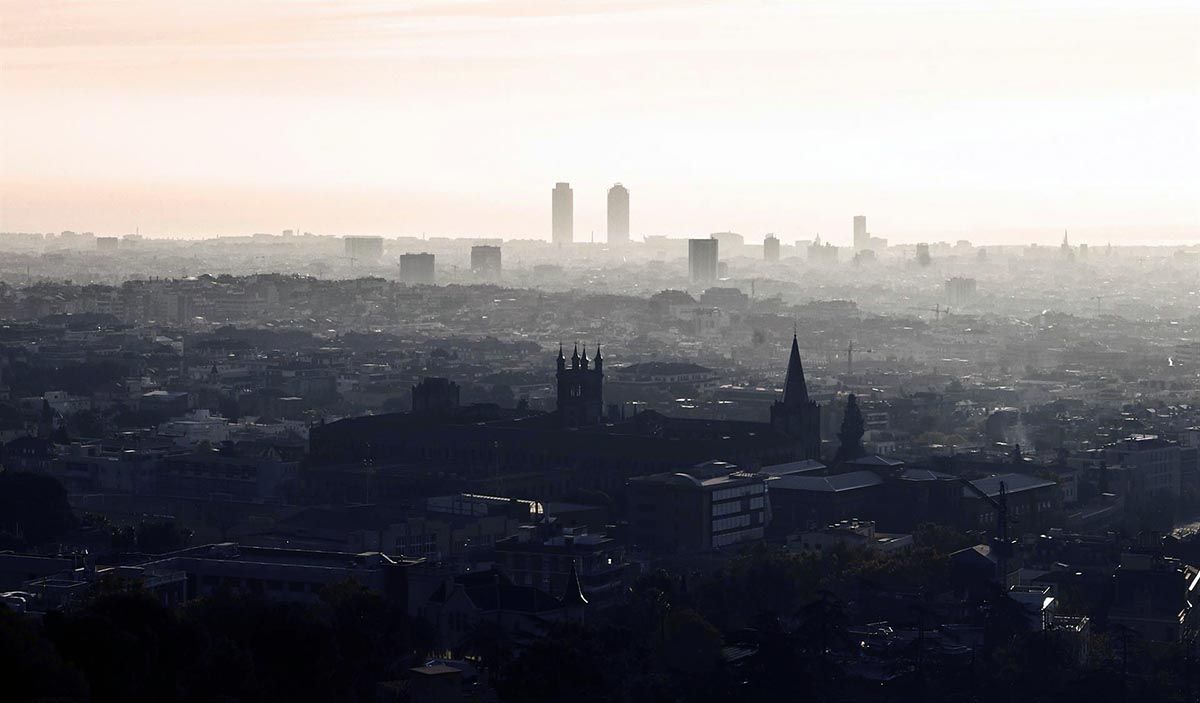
[3,230,1198,249]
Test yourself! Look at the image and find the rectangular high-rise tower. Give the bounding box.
[853,215,867,251]
[764,234,780,262]
[607,183,629,245]
[552,182,573,245]
[689,238,719,283]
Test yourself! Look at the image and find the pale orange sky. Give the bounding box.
[2,0,1198,244]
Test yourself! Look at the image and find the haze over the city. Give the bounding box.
[3,0,1198,243]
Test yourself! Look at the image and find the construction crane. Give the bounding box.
[910,304,950,321]
[845,340,874,375]
[959,478,1015,586]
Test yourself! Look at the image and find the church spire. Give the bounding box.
[562,559,588,608]
[783,333,809,405]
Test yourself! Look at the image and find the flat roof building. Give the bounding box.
[552,182,573,245]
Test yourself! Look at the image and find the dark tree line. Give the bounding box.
[1,582,432,703]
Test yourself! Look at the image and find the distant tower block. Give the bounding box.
[764,234,780,262]
[607,183,630,245]
[399,253,435,285]
[853,215,867,251]
[689,238,719,283]
[344,235,384,260]
[552,182,574,245]
[470,245,502,280]
[915,243,932,266]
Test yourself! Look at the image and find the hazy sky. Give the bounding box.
[2,0,1198,244]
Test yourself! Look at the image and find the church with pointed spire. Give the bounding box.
[771,334,822,459]
[311,329,822,502]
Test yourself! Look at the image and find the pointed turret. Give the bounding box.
[782,333,809,405]
[557,343,566,371]
[580,345,589,370]
[772,331,821,459]
[572,343,580,370]
[594,344,603,372]
[562,559,588,608]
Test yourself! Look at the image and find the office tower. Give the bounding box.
[607,183,629,245]
[552,182,573,245]
[400,253,436,285]
[470,245,502,280]
[344,236,384,260]
[689,238,719,283]
[764,234,780,262]
[853,215,867,251]
[95,236,119,252]
[915,243,932,266]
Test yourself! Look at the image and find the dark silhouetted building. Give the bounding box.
[309,342,817,502]
[627,461,768,553]
[771,334,822,460]
[557,344,604,427]
[412,377,460,415]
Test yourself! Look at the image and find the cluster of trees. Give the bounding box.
[1,582,431,703]
[0,471,192,555]
[490,545,1197,703]
[0,471,76,550]
[1,359,129,398]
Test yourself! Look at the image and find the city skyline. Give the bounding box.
[2,1,1197,243]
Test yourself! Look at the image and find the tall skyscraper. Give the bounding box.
[607,183,629,245]
[689,238,719,283]
[853,215,867,251]
[764,234,780,262]
[552,182,573,245]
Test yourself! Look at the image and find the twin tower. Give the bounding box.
[552,182,630,246]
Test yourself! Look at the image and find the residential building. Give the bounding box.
[627,461,769,553]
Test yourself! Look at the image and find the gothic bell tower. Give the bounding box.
[557,343,603,427]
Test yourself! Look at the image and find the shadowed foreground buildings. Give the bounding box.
[309,335,821,501]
